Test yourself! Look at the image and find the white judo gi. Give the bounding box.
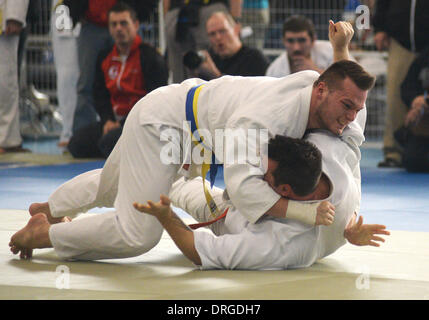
[169,129,362,270]
[48,72,365,260]
[265,40,334,78]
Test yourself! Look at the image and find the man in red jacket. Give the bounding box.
[68,2,168,158]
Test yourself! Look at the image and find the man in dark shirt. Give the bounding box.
[396,48,429,172]
[192,11,269,80]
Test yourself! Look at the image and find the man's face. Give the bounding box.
[108,11,138,47]
[263,158,280,193]
[283,31,314,59]
[206,14,241,58]
[315,77,367,135]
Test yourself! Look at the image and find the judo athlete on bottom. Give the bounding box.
[136,132,390,269]
[9,20,380,263]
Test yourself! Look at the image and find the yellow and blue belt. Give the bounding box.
[185,84,225,219]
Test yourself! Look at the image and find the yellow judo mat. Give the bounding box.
[1,209,428,300]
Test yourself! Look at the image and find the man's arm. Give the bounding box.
[400,53,429,126]
[4,0,29,35]
[344,213,390,247]
[133,196,202,265]
[134,195,289,270]
[329,20,354,62]
[265,198,335,226]
[140,44,169,92]
[229,0,242,22]
[93,50,115,125]
[162,0,170,15]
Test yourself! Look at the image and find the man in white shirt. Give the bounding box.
[266,15,333,78]
[134,131,390,270]
[9,21,376,261]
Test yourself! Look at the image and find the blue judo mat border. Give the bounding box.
[0,160,428,232]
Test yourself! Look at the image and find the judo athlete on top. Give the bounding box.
[135,132,390,270]
[9,20,375,260]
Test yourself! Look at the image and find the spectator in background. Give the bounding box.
[63,0,158,133]
[396,47,429,173]
[51,0,79,148]
[373,0,429,168]
[0,0,29,154]
[186,11,268,80]
[241,0,270,51]
[163,0,242,83]
[67,2,168,159]
[266,15,333,78]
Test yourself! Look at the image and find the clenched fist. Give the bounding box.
[315,200,335,226]
[329,20,354,51]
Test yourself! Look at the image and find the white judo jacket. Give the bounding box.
[170,130,362,270]
[134,71,366,224]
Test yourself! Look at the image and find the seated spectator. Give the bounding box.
[396,47,429,172]
[68,2,168,159]
[185,11,269,80]
[266,15,333,77]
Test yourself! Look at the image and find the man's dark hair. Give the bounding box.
[268,135,322,196]
[282,15,316,40]
[314,59,376,91]
[108,2,138,22]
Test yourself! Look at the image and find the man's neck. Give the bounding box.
[220,43,242,59]
[117,43,132,56]
[307,87,320,129]
[294,173,331,201]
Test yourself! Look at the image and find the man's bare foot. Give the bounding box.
[29,202,71,224]
[9,213,52,259]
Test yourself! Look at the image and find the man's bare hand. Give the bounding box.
[5,20,23,35]
[315,201,335,226]
[405,95,428,127]
[329,20,354,51]
[373,31,390,51]
[290,55,320,73]
[103,120,120,135]
[133,195,172,218]
[199,50,222,78]
[344,215,390,247]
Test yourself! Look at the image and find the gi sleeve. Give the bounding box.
[5,0,29,26]
[222,122,281,224]
[193,228,285,270]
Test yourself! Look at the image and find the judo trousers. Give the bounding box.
[48,115,181,260]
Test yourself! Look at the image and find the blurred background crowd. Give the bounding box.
[1,0,428,172]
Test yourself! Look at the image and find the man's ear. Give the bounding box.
[276,183,294,198]
[233,23,241,37]
[316,81,329,98]
[134,19,140,30]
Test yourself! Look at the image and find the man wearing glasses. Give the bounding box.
[266,15,333,77]
[189,11,269,80]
